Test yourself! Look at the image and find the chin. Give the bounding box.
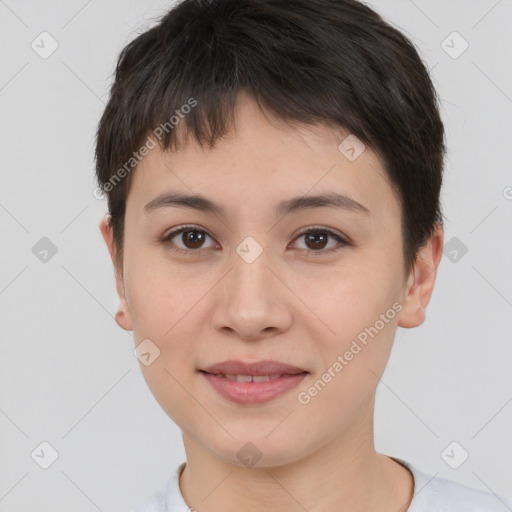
[204,431,310,470]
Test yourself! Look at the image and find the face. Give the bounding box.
[101,92,442,468]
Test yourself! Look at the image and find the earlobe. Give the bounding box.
[397,223,444,329]
[99,215,134,332]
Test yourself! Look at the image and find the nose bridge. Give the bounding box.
[231,244,270,300]
[212,239,292,339]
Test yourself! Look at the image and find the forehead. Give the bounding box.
[126,94,400,225]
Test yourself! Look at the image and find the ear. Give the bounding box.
[397,223,444,328]
[99,215,134,331]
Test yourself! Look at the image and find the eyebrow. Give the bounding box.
[143,191,370,217]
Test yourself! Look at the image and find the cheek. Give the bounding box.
[298,263,397,331]
[295,280,399,419]
[125,266,170,337]
[124,259,203,423]
[300,261,401,382]
[123,253,211,365]
[123,245,182,325]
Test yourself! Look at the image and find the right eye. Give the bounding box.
[161,225,219,255]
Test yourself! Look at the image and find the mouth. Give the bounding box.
[198,360,309,405]
[200,372,292,382]
[200,359,308,376]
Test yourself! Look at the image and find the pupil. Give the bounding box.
[184,231,205,249]
[306,233,327,250]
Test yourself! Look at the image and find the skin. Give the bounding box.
[100,91,443,512]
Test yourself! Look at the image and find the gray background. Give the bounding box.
[1,0,511,510]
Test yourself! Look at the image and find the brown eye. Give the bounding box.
[304,232,329,250]
[292,227,348,255]
[161,225,348,257]
[162,225,217,255]
[181,230,206,249]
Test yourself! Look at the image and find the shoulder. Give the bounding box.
[393,457,512,512]
[130,485,167,512]
[423,474,512,511]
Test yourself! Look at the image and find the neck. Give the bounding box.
[178,402,414,512]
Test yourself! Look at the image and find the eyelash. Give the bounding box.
[160,224,351,257]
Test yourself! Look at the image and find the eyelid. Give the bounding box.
[289,225,350,256]
[162,224,213,240]
[161,224,218,253]
[292,225,350,244]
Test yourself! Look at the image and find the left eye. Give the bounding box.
[161,225,348,255]
[292,227,348,253]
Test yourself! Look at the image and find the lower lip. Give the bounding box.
[201,371,308,405]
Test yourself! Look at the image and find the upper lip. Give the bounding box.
[201,360,308,376]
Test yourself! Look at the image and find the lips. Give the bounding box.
[200,359,308,378]
[199,360,309,405]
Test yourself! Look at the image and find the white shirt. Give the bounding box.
[132,457,512,511]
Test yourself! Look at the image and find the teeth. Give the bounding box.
[252,375,270,382]
[236,374,253,383]
[223,374,282,382]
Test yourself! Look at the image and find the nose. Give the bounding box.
[211,245,293,341]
